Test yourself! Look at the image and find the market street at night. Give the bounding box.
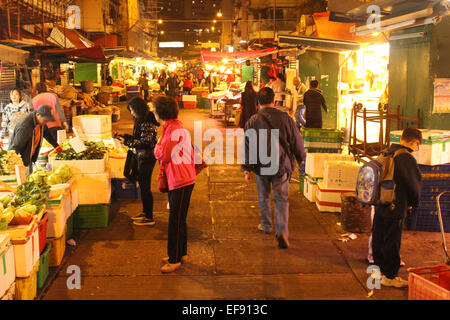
[35,104,448,300]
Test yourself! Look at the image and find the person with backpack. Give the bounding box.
[242,87,306,249]
[356,127,422,288]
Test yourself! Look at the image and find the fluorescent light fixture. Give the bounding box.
[159,42,185,48]
[356,19,416,36]
[389,32,425,41]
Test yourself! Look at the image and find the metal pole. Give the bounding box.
[273,0,276,38]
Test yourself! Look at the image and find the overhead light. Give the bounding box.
[158,19,163,24]
[213,20,217,24]
[217,10,222,18]
[160,30,165,35]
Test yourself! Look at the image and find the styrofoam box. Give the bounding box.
[72,115,112,135]
[75,171,111,205]
[182,95,197,102]
[305,153,354,179]
[49,153,108,175]
[82,132,113,141]
[109,154,127,179]
[323,161,362,189]
[0,234,15,298]
[0,215,39,241]
[70,178,79,214]
[316,182,354,213]
[11,224,39,278]
[47,191,71,238]
[50,177,78,214]
[304,176,322,203]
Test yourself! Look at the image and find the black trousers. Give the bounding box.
[167,184,195,264]
[372,208,404,279]
[137,156,156,219]
[305,118,322,129]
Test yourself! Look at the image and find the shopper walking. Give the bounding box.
[242,87,306,249]
[1,88,33,140]
[32,83,68,142]
[182,74,194,95]
[371,127,422,288]
[138,73,150,102]
[238,81,258,129]
[158,71,167,92]
[120,97,159,226]
[166,72,179,98]
[303,80,328,128]
[154,96,196,273]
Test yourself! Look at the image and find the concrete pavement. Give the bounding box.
[38,104,449,300]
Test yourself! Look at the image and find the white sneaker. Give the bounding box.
[381,275,408,288]
[166,202,170,210]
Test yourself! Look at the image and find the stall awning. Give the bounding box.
[278,34,361,52]
[201,48,277,64]
[41,47,106,62]
[47,27,95,49]
[0,44,29,64]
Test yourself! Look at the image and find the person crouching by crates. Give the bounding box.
[371,128,422,288]
[117,97,159,226]
[153,96,196,273]
[9,105,63,173]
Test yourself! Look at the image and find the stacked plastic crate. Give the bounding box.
[299,128,344,195]
[407,164,450,232]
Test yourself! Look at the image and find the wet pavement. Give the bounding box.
[38,103,449,300]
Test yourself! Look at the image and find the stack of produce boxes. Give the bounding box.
[49,143,111,231]
[0,234,16,300]
[316,160,362,213]
[299,128,344,195]
[72,115,113,140]
[304,153,354,203]
[407,163,450,232]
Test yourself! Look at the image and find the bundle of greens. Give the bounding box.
[11,179,50,212]
[55,141,107,160]
[0,150,24,175]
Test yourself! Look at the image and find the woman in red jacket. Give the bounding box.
[154,96,196,273]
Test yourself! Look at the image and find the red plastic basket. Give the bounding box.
[408,265,450,300]
[38,212,48,255]
[183,101,197,109]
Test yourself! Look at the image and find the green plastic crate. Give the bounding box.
[303,136,342,143]
[301,128,342,139]
[74,204,110,229]
[66,213,74,239]
[305,147,342,153]
[37,243,52,289]
[299,173,305,194]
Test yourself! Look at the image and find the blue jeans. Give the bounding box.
[255,173,290,238]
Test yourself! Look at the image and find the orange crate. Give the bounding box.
[408,265,450,300]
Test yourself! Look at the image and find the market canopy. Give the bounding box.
[278,34,361,52]
[0,43,29,64]
[201,48,277,64]
[41,47,106,62]
[47,27,95,49]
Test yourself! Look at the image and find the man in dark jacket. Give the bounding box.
[303,80,328,128]
[242,87,306,249]
[9,105,61,169]
[372,127,422,288]
[166,72,179,98]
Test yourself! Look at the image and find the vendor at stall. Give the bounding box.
[9,105,62,170]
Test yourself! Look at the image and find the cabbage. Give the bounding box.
[0,207,14,223]
[0,194,11,207]
[14,208,31,218]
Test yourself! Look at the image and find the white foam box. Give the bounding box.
[109,153,127,179]
[47,190,71,238]
[305,153,354,179]
[50,177,78,214]
[72,115,112,135]
[182,95,197,102]
[11,223,39,278]
[0,234,15,298]
[390,130,450,166]
[323,161,362,189]
[316,182,354,213]
[304,175,322,203]
[49,153,108,175]
[74,170,111,205]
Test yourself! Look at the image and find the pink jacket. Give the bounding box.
[154,119,196,191]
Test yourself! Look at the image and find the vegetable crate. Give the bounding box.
[111,178,140,199]
[37,243,51,289]
[38,212,48,255]
[15,261,39,300]
[305,147,342,154]
[0,234,15,298]
[11,222,40,278]
[408,266,450,300]
[47,191,71,238]
[74,203,110,229]
[301,128,342,139]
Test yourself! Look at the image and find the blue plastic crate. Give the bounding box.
[407,207,450,233]
[419,163,450,173]
[111,178,140,199]
[417,200,450,210]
